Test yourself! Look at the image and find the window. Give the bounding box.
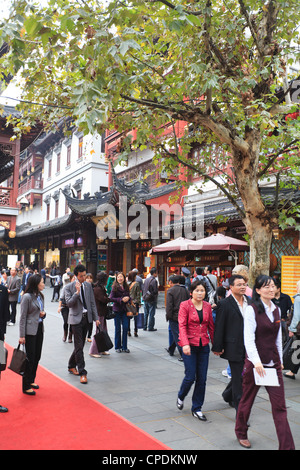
[77,190,81,200]
[46,203,50,221]
[55,200,59,218]
[48,159,52,178]
[67,145,71,166]
[78,137,83,159]
[57,153,61,173]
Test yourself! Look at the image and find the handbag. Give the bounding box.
[8,344,27,376]
[94,327,113,351]
[105,303,116,320]
[126,300,138,317]
[283,336,296,371]
[0,341,8,372]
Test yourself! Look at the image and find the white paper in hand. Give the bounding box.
[253,368,279,386]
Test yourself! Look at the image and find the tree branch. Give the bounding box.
[258,140,299,177]
[238,0,263,58]
[147,0,206,16]
[158,141,246,219]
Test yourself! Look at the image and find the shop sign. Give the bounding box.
[281,256,300,300]
[63,238,75,248]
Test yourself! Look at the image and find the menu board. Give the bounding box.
[281,256,300,300]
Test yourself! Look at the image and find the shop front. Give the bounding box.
[62,235,86,272]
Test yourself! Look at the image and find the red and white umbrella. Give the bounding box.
[187,233,248,251]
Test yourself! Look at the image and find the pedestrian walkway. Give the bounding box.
[3,284,300,450]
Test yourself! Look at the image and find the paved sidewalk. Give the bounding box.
[4,285,300,451]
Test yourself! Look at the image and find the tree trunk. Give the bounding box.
[244,215,273,287]
[231,136,276,287]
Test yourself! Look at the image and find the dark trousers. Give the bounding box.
[23,322,43,391]
[178,344,210,412]
[68,316,88,375]
[61,307,72,339]
[52,285,61,301]
[9,301,17,323]
[169,319,183,357]
[222,360,244,410]
[235,358,295,450]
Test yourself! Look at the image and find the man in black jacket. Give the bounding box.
[212,275,251,411]
[143,267,159,331]
[166,275,189,358]
[0,284,9,412]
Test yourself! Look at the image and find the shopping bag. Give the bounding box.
[136,313,144,329]
[8,344,27,376]
[94,328,113,351]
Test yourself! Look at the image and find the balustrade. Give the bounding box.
[0,187,13,207]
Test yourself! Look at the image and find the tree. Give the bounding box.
[0,0,300,284]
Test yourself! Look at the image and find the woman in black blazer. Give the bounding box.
[19,274,46,395]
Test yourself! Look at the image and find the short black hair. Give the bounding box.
[229,274,245,286]
[168,274,180,284]
[150,267,157,275]
[196,267,204,275]
[74,264,86,276]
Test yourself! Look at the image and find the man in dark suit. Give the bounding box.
[166,275,189,358]
[7,267,21,325]
[212,275,251,411]
[21,267,32,294]
[64,264,99,384]
[0,284,9,412]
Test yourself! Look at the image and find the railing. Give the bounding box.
[18,178,43,197]
[0,187,13,207]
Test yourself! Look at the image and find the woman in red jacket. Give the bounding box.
[177,279,214,421]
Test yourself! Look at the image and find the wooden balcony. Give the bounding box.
[0,186,14,208]
[18,177,43,197]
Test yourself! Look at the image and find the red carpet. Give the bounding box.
[0,345,170,450]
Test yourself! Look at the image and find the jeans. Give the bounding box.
[178,344,210,412]
[143,301,156,330]
[114,311,129,350]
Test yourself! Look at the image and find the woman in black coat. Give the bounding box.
[89,272,110,357]
[109,272,130,353]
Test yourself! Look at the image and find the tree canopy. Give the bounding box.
[1,0,300,280]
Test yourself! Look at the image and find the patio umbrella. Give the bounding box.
[187,233,248,251]
[149,237,192,253]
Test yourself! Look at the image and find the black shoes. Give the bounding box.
[283,372,296,380]
[23,389,36,396]
[177,398,184,410]
[192,411,207,421]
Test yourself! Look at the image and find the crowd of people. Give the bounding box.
[0,261,299,450]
